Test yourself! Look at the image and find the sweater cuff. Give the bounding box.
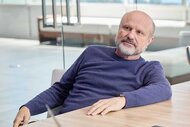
[121,92,137,108]
[24,101,45,116]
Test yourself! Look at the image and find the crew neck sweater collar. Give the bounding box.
[111,48,144,62]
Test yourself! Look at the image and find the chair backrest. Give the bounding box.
[47,69,64,118]
[51,69,64,85]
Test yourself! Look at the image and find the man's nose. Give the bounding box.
[126,30,135,40]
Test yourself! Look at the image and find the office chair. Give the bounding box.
[47,69,64,118]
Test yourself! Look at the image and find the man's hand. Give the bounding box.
[13,106,31,127]
[87,97,126,116]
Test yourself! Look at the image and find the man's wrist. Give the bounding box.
[119,94,126,108]
[19,105,30,113]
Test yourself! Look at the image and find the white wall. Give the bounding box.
[0,5,31,38]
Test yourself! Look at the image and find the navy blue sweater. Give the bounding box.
[25,45,172,115]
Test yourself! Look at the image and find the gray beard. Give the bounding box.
[116,41,147,56]
[119,44,135,56]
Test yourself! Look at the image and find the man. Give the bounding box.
[13,10,172,127]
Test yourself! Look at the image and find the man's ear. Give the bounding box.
[148,36,154,45]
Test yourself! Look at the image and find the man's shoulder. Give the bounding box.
[143,60,163,70]
[145,60,161,65]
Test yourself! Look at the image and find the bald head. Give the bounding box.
[120,10,155,36]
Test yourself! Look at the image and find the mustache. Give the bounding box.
[120,37,136,47]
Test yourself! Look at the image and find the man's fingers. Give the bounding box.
[23,115,30,125]
[13,115,29,127]
[13,106,31,127]
[87,100,108,115]
[87,97,126,116]
[89,102,112,116]
[13,116,24,127]
[100,105,114,115]
[91,99,107,107]
[87,99,115,116]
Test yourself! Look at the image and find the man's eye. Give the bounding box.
[137,31,143,35]
[124,26,130,30]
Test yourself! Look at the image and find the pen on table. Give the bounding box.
[45,104,62,127]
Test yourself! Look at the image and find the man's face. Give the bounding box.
[115,12,154,57]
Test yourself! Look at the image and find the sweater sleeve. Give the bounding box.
[24,49,86,116]
[122,62,172,108]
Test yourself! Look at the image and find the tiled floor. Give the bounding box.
[0,38,85,127]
